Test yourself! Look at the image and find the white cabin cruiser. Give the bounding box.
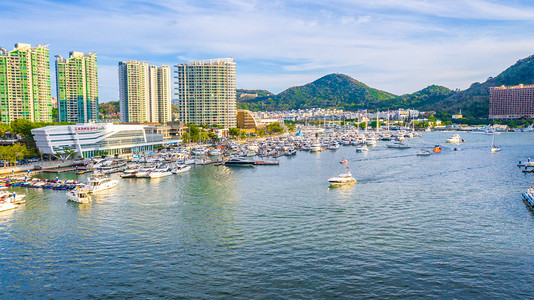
[328,172,357,186]
[0,191,26,212]
[87,175,119,193]
[66,187,92,203]
[445,134,463,143]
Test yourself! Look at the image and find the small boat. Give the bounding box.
[340,158,348,164]
[327,143,340,150]
[445,134,464,143]
[490,134,501,152]
[310,142,323,152]
[149,167,173,178]
[0,191,26,212]
[417,149,431,156]
[224,157,255,167]
[171,164,191,174]
[355,144,369,152]
[285,149,297,156]
[522,186,534,210]
[66,187,92,203]
[328,171,357,187]
[87,175,119,193]
[210,148,222,156]
[386,142,411,149]
[433,145,442,153]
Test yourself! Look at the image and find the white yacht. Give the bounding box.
[445,134,463,143]
[149,166,173,178]
[0,191,26,212]
[328,172,357,187]
[355,144,369,152]
[87,175,119,193]
[310,142,322,152]
[172,164,191,174]
[210,148,222,156]
[387,142,411,149]
[416,149,432,156]
[66,187,92,203]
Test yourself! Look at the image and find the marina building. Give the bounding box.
[31,123,165,158]
[175,58,236,128]
[118,61,171,124]
[490,84,534,119]
[55,51,99,123]
[0,43,52,123]
[237,110,279,132]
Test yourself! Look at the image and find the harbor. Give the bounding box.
[2,131,534,298]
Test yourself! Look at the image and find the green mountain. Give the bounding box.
[237,89,274,102]
[238,73,396,111]
[377,85,455,111]
[238,54,534,118]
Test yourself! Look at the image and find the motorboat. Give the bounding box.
[210,148,222,156]
[355,145,369,152]
[0,191,26,212]
[66,187,92,203]
[120,168,138,178]
[445,134,464,143]
[522,187,534,210]
[490,134,501,152]
[433,145,443,153]
[87,175,119,193]
[340,158,348,164]
[386,142,411,149]
[171,164,191,174]
[327,143,339,150]
[310,142,322,152]
[224,157,255,167]
[417,149,431,156]
[149,166,173,178]
[328,171,357,187]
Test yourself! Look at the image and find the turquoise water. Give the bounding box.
[2,132,534,298]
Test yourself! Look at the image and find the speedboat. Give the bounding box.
[149,166,173,178]
[328,171,357,187]
[445,134,464,143]
[171,164,191,174]
[66,187,92,203]
[87,175,118,193]
[386,142,411,149]
[0,191,26,212]
[355,144,369,152]
[327,143,339,150]
[522,187,534,210]
[310,142,322,152]
[340,158,348,164]
[491,145,501,153]
[417,149,431,156]
[224,157,255,167]
[433,145,443,153]
[210,148,222,156]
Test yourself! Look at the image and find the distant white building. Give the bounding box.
[31,123,165,158]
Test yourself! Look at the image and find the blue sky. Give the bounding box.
[2,0,534,102]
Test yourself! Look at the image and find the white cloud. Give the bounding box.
[1,0,534,99]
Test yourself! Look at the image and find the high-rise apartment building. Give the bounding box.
[55,51,99,123]
[0,43,52,123]
[489,84,534,119]
[175,58,236,128]
[118,60,171,123]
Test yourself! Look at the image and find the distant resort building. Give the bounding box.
[31,123,165,158]
[490,84,534,119]
[175,58,237,128]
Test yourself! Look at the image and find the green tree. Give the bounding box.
[229,128,240,137]
[266,123,284,134]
